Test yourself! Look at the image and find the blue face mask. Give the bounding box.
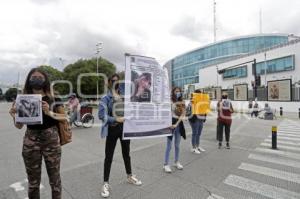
[176,92,182,99]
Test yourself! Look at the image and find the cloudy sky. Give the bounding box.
[0,0,299,85]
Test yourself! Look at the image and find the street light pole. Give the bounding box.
[59,57,64,69]
[96,42,103,99]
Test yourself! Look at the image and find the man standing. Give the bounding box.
[217,92,234,149]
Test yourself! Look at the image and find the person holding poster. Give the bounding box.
[217,92,234,149]
[187,89,207,154]
[123,54,172,140]
[9,68,67,199]
[98,74,142,198]
[163,87,186,173]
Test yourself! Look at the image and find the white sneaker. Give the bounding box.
[163,165,172,173]
[174,162,183,170]
[192,148,201,154]
[101,183,110,198]
[127,175,142,186]
[197,146,206,152]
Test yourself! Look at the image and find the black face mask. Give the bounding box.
[222,95,227,99]
[29,79,45,90]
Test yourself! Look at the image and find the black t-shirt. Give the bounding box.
[27,96,62,130]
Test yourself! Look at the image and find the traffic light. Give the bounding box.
[252,59,256,75]
[255,75,261,87]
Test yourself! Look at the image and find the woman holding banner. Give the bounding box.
[9,68,67,199]
[187,89,206,154]
[98,74,142,198]
[163,87,186,173]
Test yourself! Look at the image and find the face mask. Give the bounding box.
[29,79,45,90]
[222,95,227,99]
[176,92,182,99]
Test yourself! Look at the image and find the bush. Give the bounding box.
[5,88,18,102]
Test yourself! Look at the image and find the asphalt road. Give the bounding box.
[1,102,300,199]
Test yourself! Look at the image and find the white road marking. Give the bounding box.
[267,135,300,142]
[9,179,44,199]
[238,163,300,184]
[261,143,300,152]
[264,139,300,146]
[207,194,225,199]
[248,153,300,169]
[277,133,300,138]
[278,128,300,132]
[254,147,300,160]
[277,130,300,135]
[224,175,300,199]
[9,181,25,192]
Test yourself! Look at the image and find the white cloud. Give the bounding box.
[0,0,299,85]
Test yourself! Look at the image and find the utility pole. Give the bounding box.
[213,0,217,43]
[96,42,103,99]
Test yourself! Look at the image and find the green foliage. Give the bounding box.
[63,58,115,98]
[117,71,125,80]
[38,65,66,95]
[34,58,116,98]
[5,88,18,102]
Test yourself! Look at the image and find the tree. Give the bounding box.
[63,57,116,99]
[38,65,67,95]
[117,71,125,80]
[0,88,4,101]
[5,88,18,102]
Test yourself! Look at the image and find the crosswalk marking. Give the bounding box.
[254,147,300,160]
[224,175,300,199]
[267,135,300,142]
[278,128,300,132]
[206,194,225,199]
[277,131,300,136]
[260,143,300,152]
[248,153,300,169]
[220,120,300,199]
[238,163,300,184]
[271,133,300,138]
[264,139,300,146]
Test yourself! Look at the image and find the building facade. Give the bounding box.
[165,34,297,88]
[197,37,300,101]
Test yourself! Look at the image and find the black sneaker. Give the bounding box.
[218,142,222,149]
[226,143,230,149]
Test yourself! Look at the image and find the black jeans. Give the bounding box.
[103,124,131,182]
[217,121,231,143]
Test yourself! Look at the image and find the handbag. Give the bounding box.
[55,106,72,146]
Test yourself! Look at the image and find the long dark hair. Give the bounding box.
[23,68,51,96]
[108,73,120,90]
[132,73,151,96]
[171,87,183,102]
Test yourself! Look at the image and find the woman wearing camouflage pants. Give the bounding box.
[9,68,67,199]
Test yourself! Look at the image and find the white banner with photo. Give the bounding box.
[267,79,291,101]
[15,94,43,124]
[123,54,172,139]
[233,84,248,101]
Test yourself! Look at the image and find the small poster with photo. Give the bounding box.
[15,94,43,124]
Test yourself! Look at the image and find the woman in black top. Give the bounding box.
[9,68,67,199]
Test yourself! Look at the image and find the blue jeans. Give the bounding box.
[164,126,181,165]
[189,119,204,148]
[69,111,78,123]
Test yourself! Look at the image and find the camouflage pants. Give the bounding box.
[22,127,62,199]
